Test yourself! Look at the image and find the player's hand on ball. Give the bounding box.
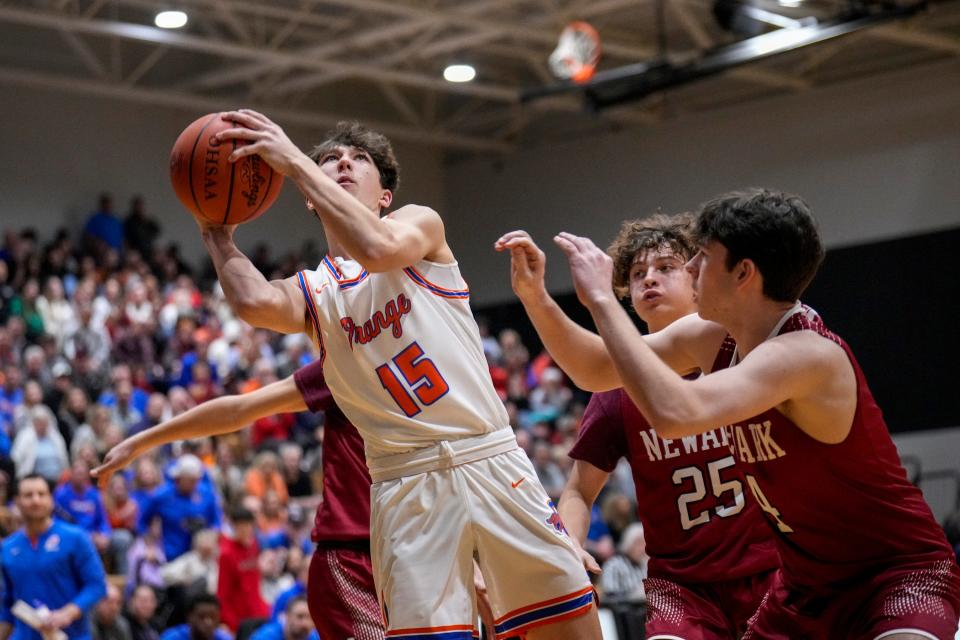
[217,109,303,176]
[495,230,549,303]
[194,215,239,237]
[554,232,617,310]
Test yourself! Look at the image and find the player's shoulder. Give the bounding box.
[1,529,25,550]
[387,204,441,224]
[762,327,847,363]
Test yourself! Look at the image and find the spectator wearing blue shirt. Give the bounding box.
[97,365,149,420]
[0,474,107,640]
[138,455,220,561]
[268,572,305,623]
[128,460,162,518]
[250,597,317,640]
[159,594,231,640]
[0,364,24,436]
[54,460,132,574]
[83,194,123,257]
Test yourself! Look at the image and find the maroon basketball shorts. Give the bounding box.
[742,559,960,640]
[644,569,776,639]
[308,544,385,640]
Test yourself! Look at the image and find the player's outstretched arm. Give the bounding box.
[91,376,308,489]
[216,109,450,272]
[495,230,621,392]
[199,223,305,334]
[557,460,609,574]
[555,231,842,439]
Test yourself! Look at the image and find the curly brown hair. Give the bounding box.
[607,212,697,297]
[308,121,400,193]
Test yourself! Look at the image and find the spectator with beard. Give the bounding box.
[248,597,317,640]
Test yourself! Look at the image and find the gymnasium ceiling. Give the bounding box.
[0,0,958,155]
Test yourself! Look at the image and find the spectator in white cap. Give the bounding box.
[137,454,221,560]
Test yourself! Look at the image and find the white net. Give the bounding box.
[548,21,601,83]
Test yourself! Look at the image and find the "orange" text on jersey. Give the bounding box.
[340,293,412,349]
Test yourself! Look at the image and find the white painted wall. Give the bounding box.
[445,59,960,304]
[2,59,959,305]
[0,85,446,264]
[893,428,960,522]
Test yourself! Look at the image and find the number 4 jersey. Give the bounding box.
[296,256,510,461]
[570,388,778,585]
[711,305,957,591]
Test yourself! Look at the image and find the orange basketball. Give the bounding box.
[169,113,284,225]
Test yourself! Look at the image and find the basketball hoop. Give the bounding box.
[548,21,601,84]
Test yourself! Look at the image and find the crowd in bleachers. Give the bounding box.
[0,193,648,640]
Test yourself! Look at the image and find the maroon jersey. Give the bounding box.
[570,388,778,584]
[294,360,371,543]
[712,305,956,590]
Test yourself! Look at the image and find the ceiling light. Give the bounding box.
[777,0,804,6]
[155,10,188,29]
[443,64,476,83]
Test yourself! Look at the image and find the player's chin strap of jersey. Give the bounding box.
[368,429,517,483]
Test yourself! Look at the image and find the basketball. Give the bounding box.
[169,112,284,225]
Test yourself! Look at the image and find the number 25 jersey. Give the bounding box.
[296,256,510,461]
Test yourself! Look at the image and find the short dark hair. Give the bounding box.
[17,474,52,496]
[188,593,220,614]
[694,189,824,302]
[229,506,255,523]
[285,595,309,614]
[607,212,697,298]
[308,121,400,194]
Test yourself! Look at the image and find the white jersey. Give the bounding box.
[296,255,510,461]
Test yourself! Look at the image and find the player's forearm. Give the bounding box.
[127,389,304,457]
[290,155,396,264]
[128,396,243,457]
[589,299,703,437]
[200,229,275,322]
[0,621,12,640]
[520,292,620,392]
[557,486,593,545]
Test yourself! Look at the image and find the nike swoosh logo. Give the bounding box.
[511,477,525,489]
[315,283,330,295]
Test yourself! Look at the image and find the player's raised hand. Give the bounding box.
[554,232,617,310]
[217,109,304,176]
[91,439,141,491]
[495,230,548,303]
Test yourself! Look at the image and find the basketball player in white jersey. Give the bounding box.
[198,110,601,640]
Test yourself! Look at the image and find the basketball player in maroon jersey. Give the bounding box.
[497,214,778,639]
[523,189,960,638]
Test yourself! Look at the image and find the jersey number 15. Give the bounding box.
[376,342,450,417]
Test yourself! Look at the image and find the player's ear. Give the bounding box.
[378,189,393,210]
[736,258,758,288]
